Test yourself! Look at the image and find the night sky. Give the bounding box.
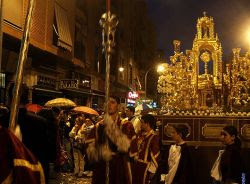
[146,0,250,59]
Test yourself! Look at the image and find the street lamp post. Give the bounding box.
[144,64,166,99]
[144,68,153,99]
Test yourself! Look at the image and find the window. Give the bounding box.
[53,2,73,51]
[74,22,86,62]
[76,0,87,13]
[94,47,100,72]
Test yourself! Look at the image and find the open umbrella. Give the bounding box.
[135,103,152,111]
[25,104,42,113]
[44,98,76,108]
[73,106,99,116]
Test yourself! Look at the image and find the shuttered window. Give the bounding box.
[3,0,23,28]
[54,2,72,51]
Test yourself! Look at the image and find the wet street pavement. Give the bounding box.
[49,172,92,184]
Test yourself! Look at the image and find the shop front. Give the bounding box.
[32,74,62,106]
[59,76,91,106]
[91,77,105,110]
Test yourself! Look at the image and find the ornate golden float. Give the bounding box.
[157,12,250,114]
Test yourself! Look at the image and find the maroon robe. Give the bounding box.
[132,130,160,184]
[86,117,137,184]
[0,125,45,184]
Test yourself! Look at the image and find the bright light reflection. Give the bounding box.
[157,65,165,73]
[119,67,124,72]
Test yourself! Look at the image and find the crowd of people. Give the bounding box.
[0,84,247,184]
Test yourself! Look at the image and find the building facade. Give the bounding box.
[1,0,153,109]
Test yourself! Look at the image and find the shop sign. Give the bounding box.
[60,79,78,89]
[127,91,139,104]
[79,79,91,89]
[59,78,91,89]
[128,99,136,104]
[37,75,56,88]
[128,91,139,99]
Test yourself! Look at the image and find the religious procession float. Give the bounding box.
[155,13,250,182]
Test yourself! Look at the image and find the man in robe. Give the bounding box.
[86,96,137,184]
[4,83,51,182]
[132,114,160,184]
[0,125,45,184]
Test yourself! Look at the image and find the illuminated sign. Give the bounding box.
[127,91,139,104]
[128,99,136,104]
[128,91,139,99]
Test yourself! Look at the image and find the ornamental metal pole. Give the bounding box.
[100,0,118,111]
[144,69,150,99]
[9,0,35,131]
[0,0,3,73]
[145,67,154,99]
[0,0,4,105]
[100,1,118,184]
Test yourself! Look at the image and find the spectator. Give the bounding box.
[125,106,141,134]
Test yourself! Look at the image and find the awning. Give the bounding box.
[54,2,73,51]
[61,88,92,96]
[92,93,105,97]
[92,90,105,97]
[34,87,63,94]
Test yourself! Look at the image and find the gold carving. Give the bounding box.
[164,123,191,138]
[202,123,226,138]
[200,51,210,63]
[158,13,223,111]
[241,124,250,139]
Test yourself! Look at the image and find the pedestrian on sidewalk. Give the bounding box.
[69,116,85,177]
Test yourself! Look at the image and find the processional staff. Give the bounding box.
[100,0,118,183]
[100,0,118,108]
[9,0,36,131]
